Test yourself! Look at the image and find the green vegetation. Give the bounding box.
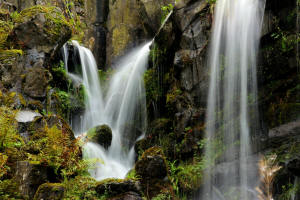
[161,4,174,24]
[279,182,299,200]
[63,175,104,200]
[13,6,71,43]
[168,157,204,196]
[144,69,161,106]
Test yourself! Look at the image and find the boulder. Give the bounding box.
[135,147,168,180]
[87,124,113,149]
[33,183,64,200]
[95,178,141,197]
[12,6,72,54]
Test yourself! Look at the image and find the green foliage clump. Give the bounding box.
[26,124,83,177]
[62,0,87,42]
[0,107,25,199]
[152,193,172,200]
[0,107,25,161]
[168,158,204,196]
[279,182,299,200]
[0,179,23,200]
[63,175,104,200]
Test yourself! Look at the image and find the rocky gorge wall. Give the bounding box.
[0,0,299,199]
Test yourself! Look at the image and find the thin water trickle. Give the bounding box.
[62,41,151,180]
[201,0,265,199]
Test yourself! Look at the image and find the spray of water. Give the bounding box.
[201,0,265,199]
[63,41,151,180]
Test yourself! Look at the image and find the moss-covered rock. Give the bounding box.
[135,147,168,180]
[134,147,175,198]
[33,183,64,200]
[87,124,112,149]
[12,5,72,53]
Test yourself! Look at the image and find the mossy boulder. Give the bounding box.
[33,183,64,200]
[12,5,72,54]
[87,124,112,149]
[135,147,168,181]
[95,178,142,198]
[134,147,174,198]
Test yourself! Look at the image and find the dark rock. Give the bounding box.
[179,11,210,50]
[33,183,64,200]
[121,123,143,148]
[174,0,209,32]
[15,161,50,199]
[261,10,275,37]
[23,66,52,98]
[109,191,142,200]
[287,159,300,177]
[135,147,168,180]
[267,120,300,149]
[87,124,113,149]
[95,178,141,197]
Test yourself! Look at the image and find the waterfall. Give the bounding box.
[201,0,265,199]
[62,41,151,180]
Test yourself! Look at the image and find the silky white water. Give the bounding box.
[63,41,151,180]
[201,0,265,199]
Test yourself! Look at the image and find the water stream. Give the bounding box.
[63,41,151,180]
[201,0,265,199]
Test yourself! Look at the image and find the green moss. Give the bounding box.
[0,179,23,200]
[144,68,162,107]
[33,183,64,200]
[14,5,71,43]
[63,175,102,200]
[0,20,13,48]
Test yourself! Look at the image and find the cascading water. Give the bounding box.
[63,41,151,180]
[201,0,265,199]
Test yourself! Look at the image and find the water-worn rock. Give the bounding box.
[87,124,113,149]
[33,183,64,200]
[95,178,141,197]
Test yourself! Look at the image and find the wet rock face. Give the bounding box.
[106,0,171,66]
[33,183,64,200]
[87,124,113,149]
[23,66,52,98]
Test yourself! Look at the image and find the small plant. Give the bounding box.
[256,154,282,200]
[161,4,174,24]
